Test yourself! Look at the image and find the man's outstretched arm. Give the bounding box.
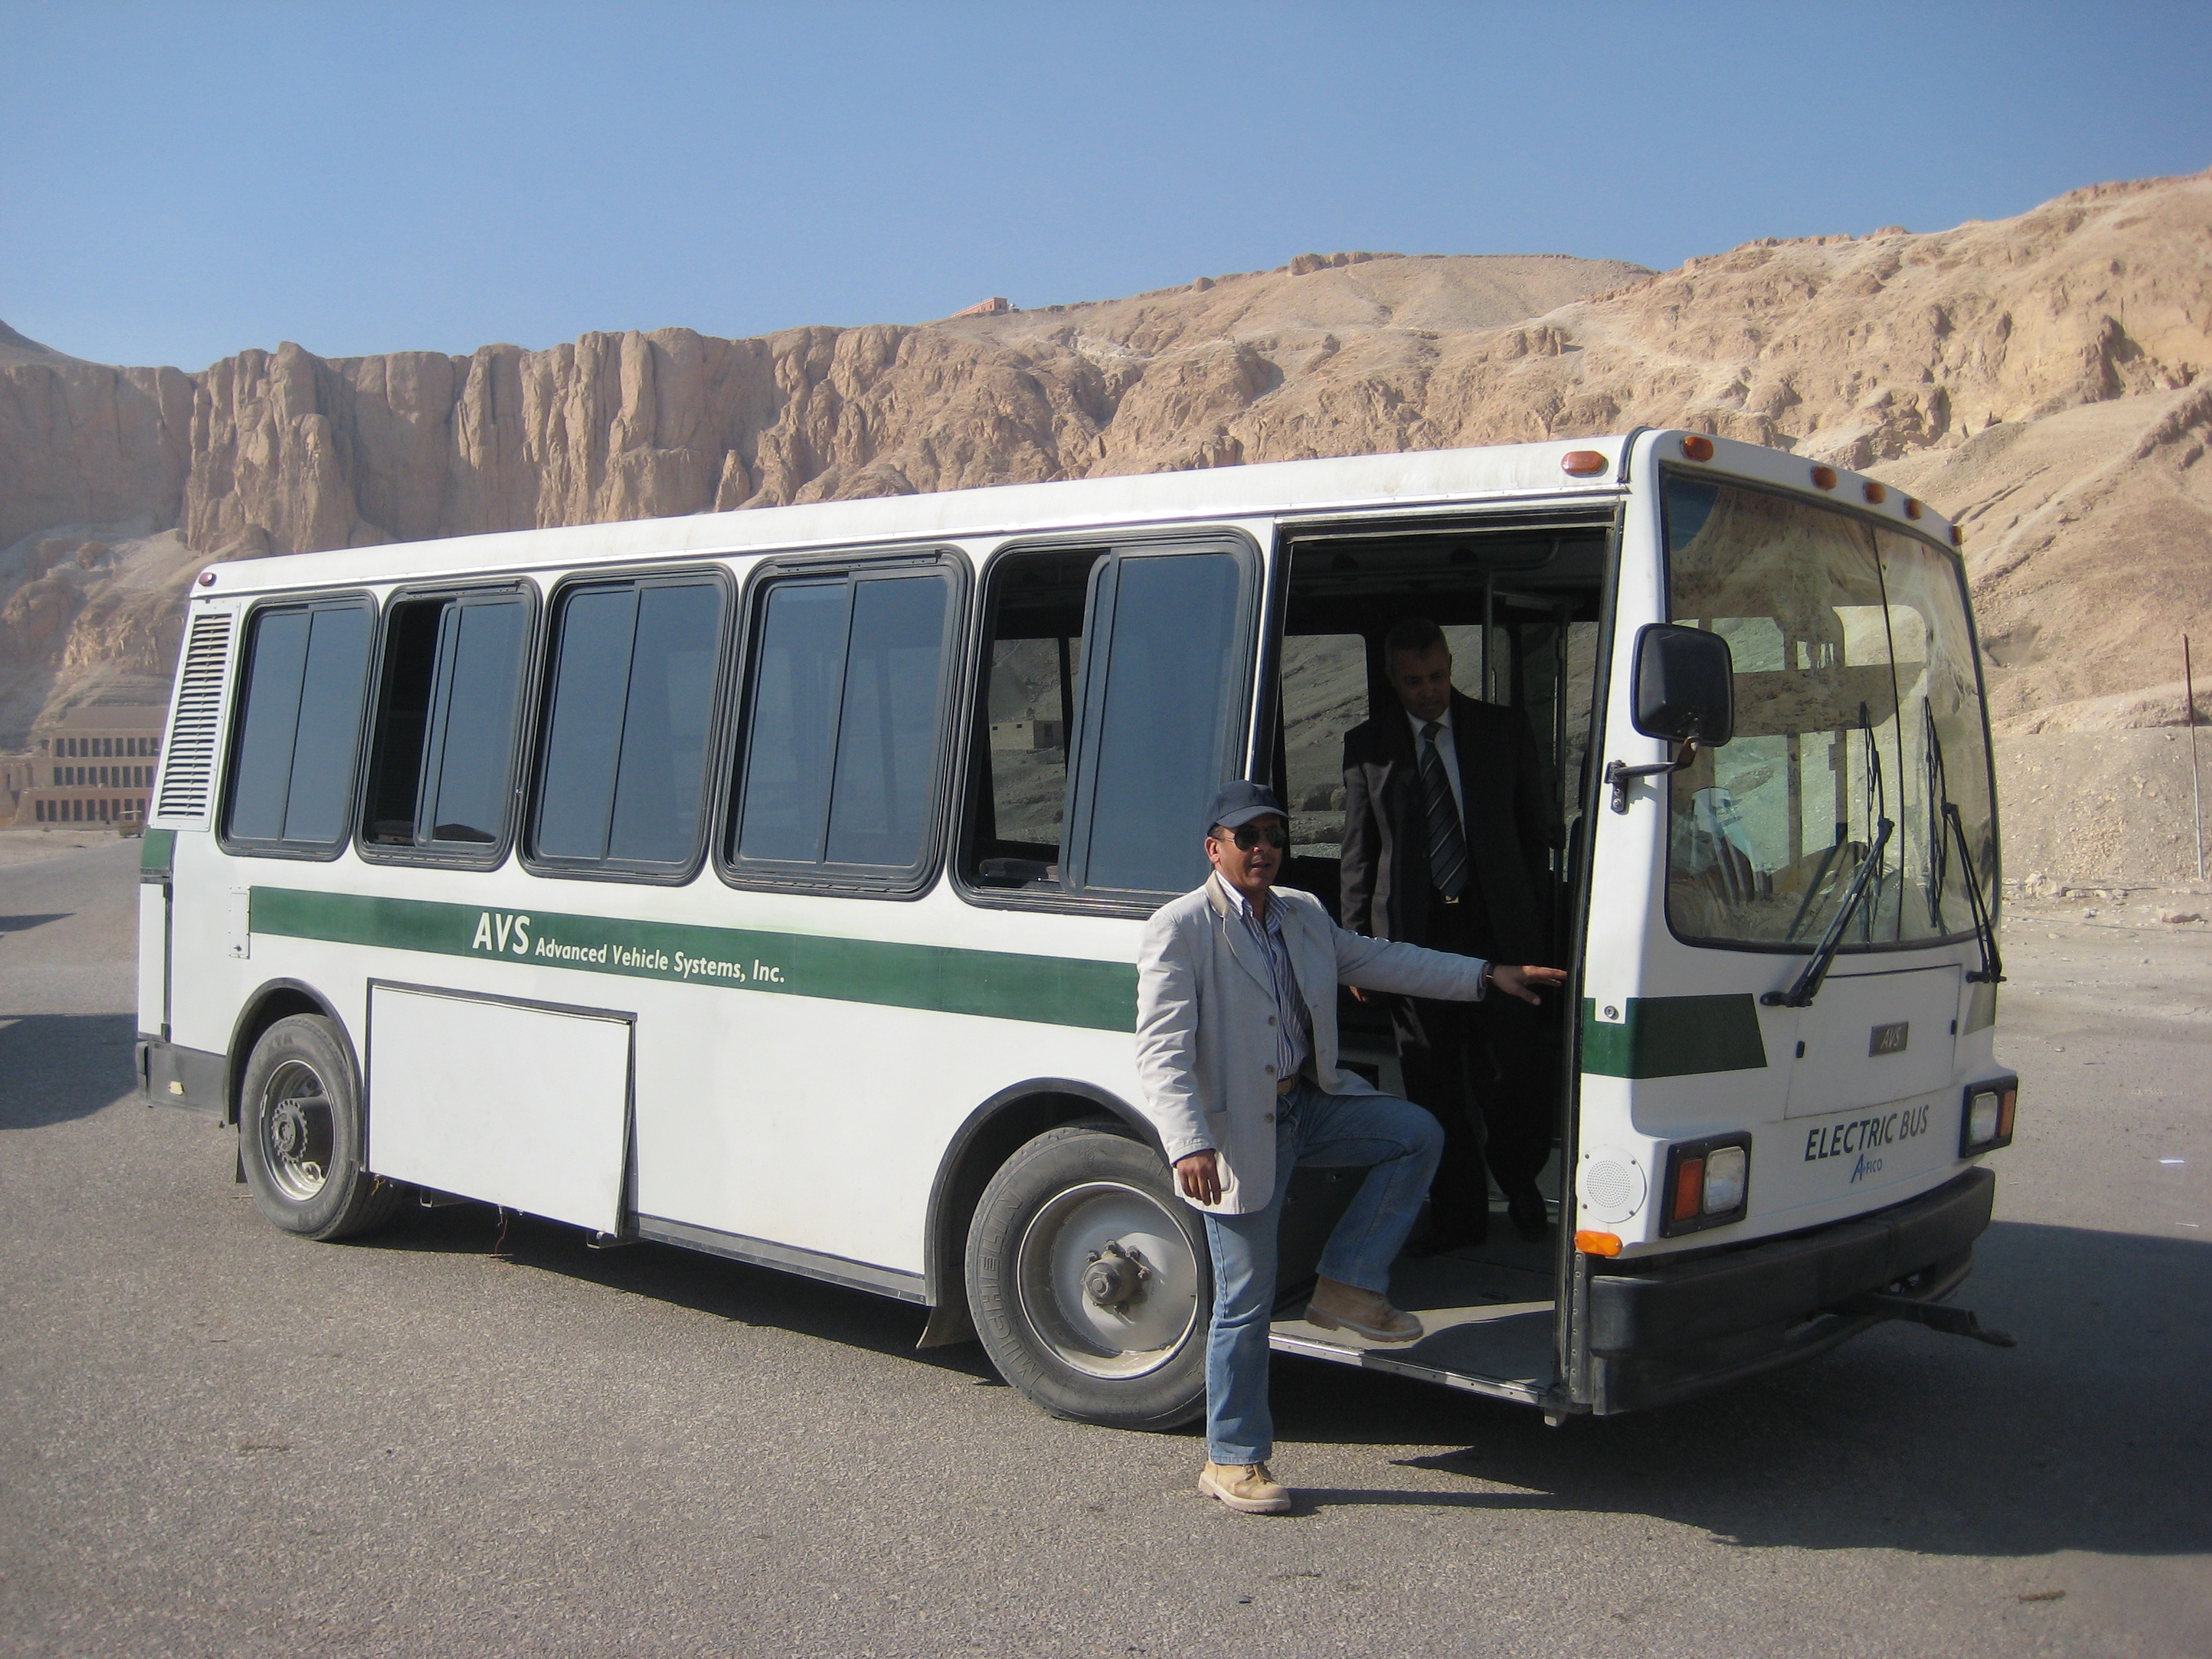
[1333,925,1566,1004]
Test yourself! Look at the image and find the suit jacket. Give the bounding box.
[1339,689,1555,966]
[1135,873,1488,1214]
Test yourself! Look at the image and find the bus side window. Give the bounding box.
[962,547,1097,891]
[726,562,959,891]
[361,589,531,859]
[530,575,727,875]
[222,598,374,855]
[1063,547,1254,899]
[962,544,1253,901]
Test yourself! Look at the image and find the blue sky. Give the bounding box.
[5,1,2208,369]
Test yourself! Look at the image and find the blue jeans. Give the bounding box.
[1199,1082,1444,1465]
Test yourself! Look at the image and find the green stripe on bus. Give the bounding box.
[1580,994,1768,1078]
[249,887,1138,1033]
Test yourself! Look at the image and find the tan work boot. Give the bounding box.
[1305,1276,1424,1342]
[1200,1460,1292,1514]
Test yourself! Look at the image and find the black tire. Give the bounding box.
[966,1125,1210,1430]
[238,1014,404,1241]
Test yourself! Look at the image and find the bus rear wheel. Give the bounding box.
[966,1125,1209,1431]
[238,1014,403,1241]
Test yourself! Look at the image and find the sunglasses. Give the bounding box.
[1219,823,1290,850]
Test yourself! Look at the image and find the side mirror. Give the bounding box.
[1632,624,1735,747]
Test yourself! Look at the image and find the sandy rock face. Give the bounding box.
[0,171,2208,770]
[0,358,192,554]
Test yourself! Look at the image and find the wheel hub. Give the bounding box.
[259,1061,332,1200]
[1082,1241,1150,1309]
[271,1100,307,1159]
[1014,1181,1202,1380]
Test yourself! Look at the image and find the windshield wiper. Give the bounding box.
[1921,695,2004,983]
[1859,699,1888,944]
[1763,817,1892,1008]
[1944,801,2005,984]
[1923,701,1949,931]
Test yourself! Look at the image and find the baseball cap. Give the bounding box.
[1205,780,1287,832]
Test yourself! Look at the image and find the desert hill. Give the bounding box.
[0,320,86,368]
[3,171,2210,879]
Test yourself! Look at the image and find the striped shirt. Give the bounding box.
[1223,881,1313,1084]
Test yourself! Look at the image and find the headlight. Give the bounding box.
[1959,1077,2020,1156]
[1660,1134,1752,1236]
[1701,1144,1748,1214]
[1967,1092,2000,1145]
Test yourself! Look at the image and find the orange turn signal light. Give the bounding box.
[1998,1087,2018,1139]
[1561,449,1607,477]
[1575,1229,1623,1257]
[1680,434,1715,462]
[1810,464,1838,490]
[1863,481,1887,504]
[1671,1156,1706,1222]
[1904,496,1923,519]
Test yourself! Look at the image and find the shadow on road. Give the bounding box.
[1285,1219,2212,1559]
[0,1012,139,1129]
[0,912,71,935]
[354,1201,1002,1382]
[335,1200,2212,1560]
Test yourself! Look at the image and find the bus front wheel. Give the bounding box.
[966,1125,1209,1431]
[238,1014,404,1241]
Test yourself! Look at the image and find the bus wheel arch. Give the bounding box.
[225,980,356,1128]
[921,1082,1163,1349]
[228,984,404,1242]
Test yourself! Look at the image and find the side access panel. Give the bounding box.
[367,982,634,1234]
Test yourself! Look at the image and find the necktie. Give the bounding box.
[1419,720,1468,899]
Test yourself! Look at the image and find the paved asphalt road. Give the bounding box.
[2,840,2207,1658]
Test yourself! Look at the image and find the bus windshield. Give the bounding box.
[1661,474,1997,951]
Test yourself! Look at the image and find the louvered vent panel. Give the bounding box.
[153,611,235,824]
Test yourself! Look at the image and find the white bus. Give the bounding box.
[137,429,2017,1426]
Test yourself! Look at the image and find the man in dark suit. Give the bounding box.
[1339,618,1560,1247]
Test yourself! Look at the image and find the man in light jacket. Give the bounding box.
[1136,781,1565,1515]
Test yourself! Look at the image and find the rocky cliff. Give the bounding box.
[4,170,2208,788]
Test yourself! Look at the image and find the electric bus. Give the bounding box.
[137,428,2016,1426]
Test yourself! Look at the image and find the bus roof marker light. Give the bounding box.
[1574,1230,1622,1257]
[1863,481,1888,505]
[1905,496,1923,519]
[1679,434,1715,462]
[1951,524,1964,547]
[198,570,216,585]
[1561,450,1608,477]
[1810,465,1838,490]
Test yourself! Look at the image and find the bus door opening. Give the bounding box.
[1262,517,1609,1401]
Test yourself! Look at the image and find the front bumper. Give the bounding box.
[1583,1167,1996,1413]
